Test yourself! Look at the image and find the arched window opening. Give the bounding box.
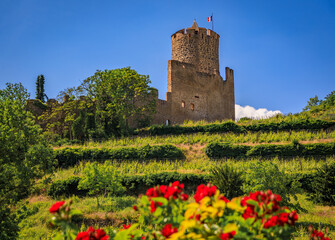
[166,120,171,126]
[181,101,185,108]
[190,103,195,111]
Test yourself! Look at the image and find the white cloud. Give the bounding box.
[235,104,282,120]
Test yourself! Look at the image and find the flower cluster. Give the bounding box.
[49,183,302,240]
[161,224,178,238]
[220,231,236,240]
[309,225,331,240]
[49,201,66,213]
[193,184,217,203]
[76,227,109,240]
[241,190,281,219]
[240,190,298,229]
[264,211,298,228]
[146,181,188,200]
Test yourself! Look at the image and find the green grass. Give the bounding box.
[293,194,335,239]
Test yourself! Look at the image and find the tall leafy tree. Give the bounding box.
[35,74,47,102]
[81,67,156,136]
[0,83,47,239]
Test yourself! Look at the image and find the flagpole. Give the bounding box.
[212,13,214,31]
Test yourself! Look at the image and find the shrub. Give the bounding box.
[243,161,303,211]
[121,172,210,195]
[25,143,56,177]
[48,176,88,198]
[205,141,335,159]
[210,165,244,199]
[308,162,335,205]
[205,142,250,158]
[48,172,210,198]
[78,162,125,207]
[54,144,184,168]
[136,119,335,136]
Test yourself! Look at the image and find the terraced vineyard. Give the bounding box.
[19,120,335,239]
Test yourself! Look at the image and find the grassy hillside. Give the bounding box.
[16,88,335,239]
[16,117,335,239]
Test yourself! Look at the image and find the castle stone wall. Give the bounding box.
[171,28,219,74]
[152,21,235,125]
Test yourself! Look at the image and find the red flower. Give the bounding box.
[150,201,162,213]
[49,201,65,214]
[219,195,230,203]
[146,182,185,200]
[220,231,236,240]
[133,205,138,211]
[161,224,178,238]
[76,226,109,240]
[181,194,189,201]
[123,224,131,229]
[194,184,217,202]
[241,190,282,220]
[264,216,278,228]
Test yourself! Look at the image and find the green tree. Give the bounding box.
[0,83,47,239]
[81,67,156,136]
[78,162,125,208]
[38,93,90,139]
[35,74,47,102]
[303,95,320,111]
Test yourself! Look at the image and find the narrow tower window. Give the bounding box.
[190,103,195,111]
[181,101,185,108]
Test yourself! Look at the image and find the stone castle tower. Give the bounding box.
[153,20,235,124]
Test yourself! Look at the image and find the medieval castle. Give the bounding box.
[27,21,235,129]
[152,20,235,125]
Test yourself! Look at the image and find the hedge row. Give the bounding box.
[54,144,184,168]
[47,171,316,199]
[135,120,335,136]
[205,141,335,159]
[48,172,210,198]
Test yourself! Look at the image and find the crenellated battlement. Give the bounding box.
[171,27,219,39]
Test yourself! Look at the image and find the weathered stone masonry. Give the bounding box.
[152,20,235,125]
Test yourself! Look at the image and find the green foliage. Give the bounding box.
[303,95,320,111]
[121,172,210,195]
[25,143,56,177]
[0,205,19,240]
[0,82,42,239]
[54,144,184,168]
[78,162,125,207]
[243,161,303,211]
[39,94,91,140]
[72,111,86,141]
[206,141,335,159]
[210,165,244,199]
[81,67,156,136]
[205,142,250,158]
[35,74,46,103]
[308,162,335,205]
[136,119,334,136]
[48,172,210,198]
[32,99,48,110]
[48,176,88,198]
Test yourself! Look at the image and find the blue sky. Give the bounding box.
[0,0,334,115]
